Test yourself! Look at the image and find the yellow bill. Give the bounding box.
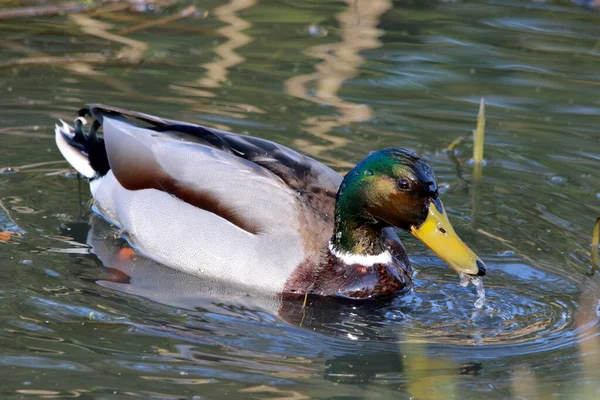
[410,201,486,276]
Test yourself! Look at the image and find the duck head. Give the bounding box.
[331,148,486,277]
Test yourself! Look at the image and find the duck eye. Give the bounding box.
[397,178,410,190]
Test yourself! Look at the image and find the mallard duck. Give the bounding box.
[55,105,486,300]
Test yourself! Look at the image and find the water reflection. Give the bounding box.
[325,347,482,399]
[285,0,391,167]
[171,0,259,128]
[78,214,489,398]
[197,0,256,89]
[574,282,600,398]
[2,1,600,398]
[75,212,598,359]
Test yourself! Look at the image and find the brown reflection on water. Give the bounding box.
[402,343,457,400]
[239,385,309,399]
[140,376,215,384]
[508,281,600,399]
[196,0,256,89]
[510,365,540,400]
[285,0,391,168]
[0,37,139,98]
[16,389,90,398]
[573,282,600,398]
[174,0,259,129]
[69,14,148,61]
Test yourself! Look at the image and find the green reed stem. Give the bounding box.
[473,99,485,183]
[473,98,485,165]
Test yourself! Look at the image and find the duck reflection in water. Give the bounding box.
[63,216,484,397]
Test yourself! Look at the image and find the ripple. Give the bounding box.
[290,256,600,358]
[393,278,577,348]
[484,17,599,40]
[0,356,91,371]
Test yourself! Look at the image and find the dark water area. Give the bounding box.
[1,0,599,398]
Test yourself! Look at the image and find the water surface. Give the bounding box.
[1,0,599,398]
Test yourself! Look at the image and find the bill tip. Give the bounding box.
[476,260,487,276]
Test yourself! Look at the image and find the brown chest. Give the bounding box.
[283,252,413,300]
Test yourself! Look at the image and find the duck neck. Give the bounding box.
[330,210,386,257]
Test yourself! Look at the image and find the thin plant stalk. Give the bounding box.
[473,98,485,183]
[471,99,485,224]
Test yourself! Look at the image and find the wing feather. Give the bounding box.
[102,117,301,235]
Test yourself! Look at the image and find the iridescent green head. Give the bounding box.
[334,148,437,232]
[331,148,486,277]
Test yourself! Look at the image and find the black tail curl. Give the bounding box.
[72,108,110,177]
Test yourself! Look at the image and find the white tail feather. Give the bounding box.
[54,120,95,178]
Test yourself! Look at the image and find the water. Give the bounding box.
[1,0,600,398]
[459,273,485,308]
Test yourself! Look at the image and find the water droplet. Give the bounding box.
[474,297,485,309]
[467,159,488,166]
[308,23,328,37]
[20,260,32,265]
[336,232,342,239]
[471,276,486,308]
[499,250,515,256]
[45,269,60,277]
[459,274,486,308]
[551,176,566,184]
[364,169,373,176]
[0,167,19,175]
